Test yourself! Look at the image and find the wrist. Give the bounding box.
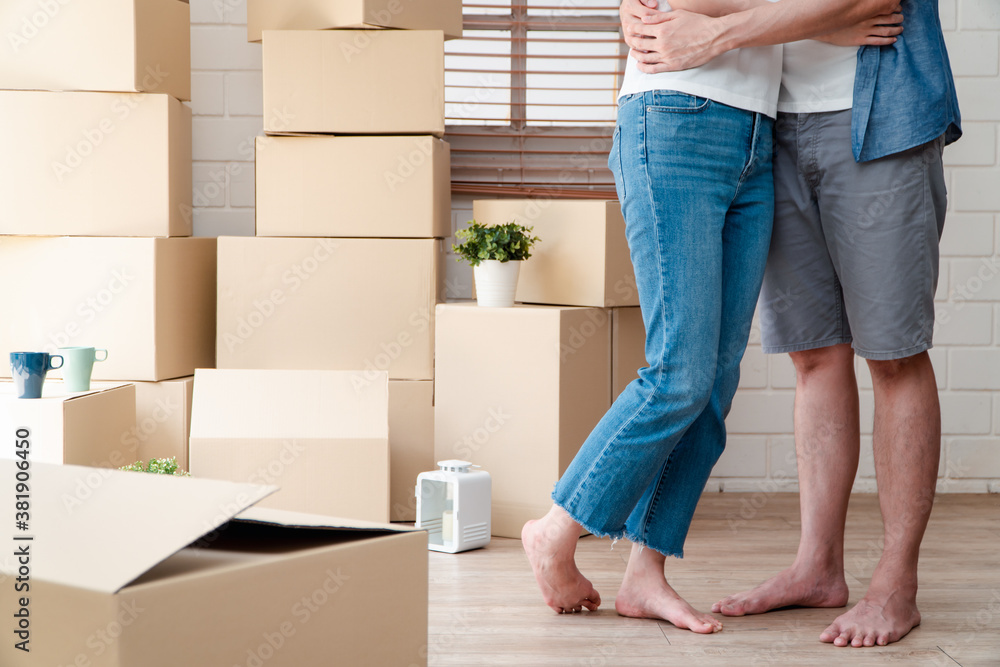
[712,13,744,53]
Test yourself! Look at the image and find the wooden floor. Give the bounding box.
[427,494,1000,666]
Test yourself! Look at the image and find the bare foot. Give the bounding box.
[615,543,722,634]
[712,566,849,616]
[820,586,921,647]
[522,511,601,614]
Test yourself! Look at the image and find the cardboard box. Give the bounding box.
[248,0,462,41]
[262,30,445,136]
[217,236,440,380]
[0,91,192,237]
[0,461,427,667]
[434,303,611,538]
[0,0,190,101]
[127,376,195,470]
[389,380,435,522]
[256,135,451,238]
[190,369,392,523]
[0,381,135,467]
[612,307,646,401]
[0,237,216,381]
[472,200,638,307]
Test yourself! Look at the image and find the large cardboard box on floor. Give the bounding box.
[612,307,646,401]
[0,462,427,667]
[190,369,391,523]
[0,0,191,100]
[435,303,611,538]
[248,0,462,42]
[99,376,194,469]
[262,29,444,136]
[256,135,451,238]
[0,91,192,237]
[217,236,440,380]
[0,237,216,381]
[390,380,435,522]
[472,200,638,307]
[0,382,135,467]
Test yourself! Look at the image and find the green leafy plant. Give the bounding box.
[452,220,540,267]
[120,457,190,477]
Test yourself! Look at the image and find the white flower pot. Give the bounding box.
[474,260,521,308]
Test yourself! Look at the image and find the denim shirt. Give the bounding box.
[852,0,962,162]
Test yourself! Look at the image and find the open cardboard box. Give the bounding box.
[190,369,391,523]
[0,381,135,468]
[0,461,427,667]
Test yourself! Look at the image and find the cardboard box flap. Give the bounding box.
[0,461,275,594]
[236,506,419,534]
[0,381,131,402]
[191,369,389,439]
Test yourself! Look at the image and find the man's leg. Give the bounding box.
[820,351,938,647]
[714,343,856,615]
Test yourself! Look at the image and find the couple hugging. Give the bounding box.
[523,0,960,650]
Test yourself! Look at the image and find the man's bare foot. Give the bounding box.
[820,585,921,647]
[712,565,849,616]
[615,543,722,634]
[522,510,601,614]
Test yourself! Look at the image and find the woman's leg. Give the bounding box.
[622,112,775,559]
[613,112,774,631]
[524,92,765,622]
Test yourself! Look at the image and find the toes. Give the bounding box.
[834,630,852,647]
[851,634,864,647]
[819,622,840,643]
[582,598,600,612]
[589,588,602,608]
[711,601,722,613]
[862,632,876,647]
[876,633,890,646]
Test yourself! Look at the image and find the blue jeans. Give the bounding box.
[552,90,774,557]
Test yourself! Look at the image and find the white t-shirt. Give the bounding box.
[618,3,783,118]
[778,41,857,113]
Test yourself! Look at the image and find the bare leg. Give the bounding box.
[522,506,601,614]
[616,542,723,633]
[821,352,938,647]
[714,344,855,616]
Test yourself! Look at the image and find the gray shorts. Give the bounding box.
[759,110,947,361]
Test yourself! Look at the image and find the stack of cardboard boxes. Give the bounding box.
[435,200,645,537]
[0,0,211,471]
[195,0,462,524]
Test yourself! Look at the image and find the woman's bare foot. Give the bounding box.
[712,564,849,616]
[615,543,722,634]
[820,583,921,647]
[522,507,601,614]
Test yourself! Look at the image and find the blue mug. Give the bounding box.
[10,352,64,399]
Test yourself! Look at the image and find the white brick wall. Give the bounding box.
[190,0,1000,492]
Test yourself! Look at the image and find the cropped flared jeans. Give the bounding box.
[552,90,774,557]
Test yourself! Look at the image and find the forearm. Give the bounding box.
[666,0,764,18]
[714,0,898,50]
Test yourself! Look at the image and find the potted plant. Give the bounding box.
[453,220,540,307]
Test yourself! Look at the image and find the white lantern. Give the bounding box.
[416,460,491,553]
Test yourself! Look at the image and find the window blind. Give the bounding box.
[445,1,627,198]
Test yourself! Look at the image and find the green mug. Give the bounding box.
[58,347,109,392]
